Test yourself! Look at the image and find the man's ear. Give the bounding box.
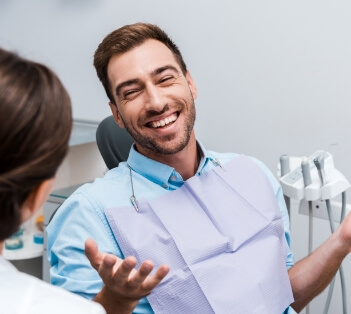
[109,102,125,129]
[186,71,198,100]
[21,178,55,223]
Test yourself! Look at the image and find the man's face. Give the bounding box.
[107,39,197,158]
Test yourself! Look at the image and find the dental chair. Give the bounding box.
[96,115,134,169]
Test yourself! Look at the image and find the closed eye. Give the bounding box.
[123,89,141,100]
[125,90,137,97]
[159,75,176,85]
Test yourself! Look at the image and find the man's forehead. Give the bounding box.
[107,39,180,83]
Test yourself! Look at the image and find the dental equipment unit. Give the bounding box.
[278,151,350,314]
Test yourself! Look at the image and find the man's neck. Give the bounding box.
[136,133,199,181]
[159,139,199,181]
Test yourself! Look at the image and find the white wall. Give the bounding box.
[1,1,351,312]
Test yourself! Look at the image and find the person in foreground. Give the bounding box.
[0,48,108,313]
[47,23,351,314]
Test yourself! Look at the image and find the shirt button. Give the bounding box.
[171,175,177,181]
[162,183,168,189]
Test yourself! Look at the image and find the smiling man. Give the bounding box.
[47,23,351,314]
[107,39,197,173]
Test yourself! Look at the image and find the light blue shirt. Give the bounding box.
[47,141,294,314]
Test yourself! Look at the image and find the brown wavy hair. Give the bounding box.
[0,48,72,241]
[94,22,188,105]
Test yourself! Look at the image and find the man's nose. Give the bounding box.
[145,84,166,112]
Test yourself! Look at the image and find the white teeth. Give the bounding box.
[151,114,177,128]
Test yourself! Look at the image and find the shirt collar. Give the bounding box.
[127,140,214,188]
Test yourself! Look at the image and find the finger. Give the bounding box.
[85,238,104,270]
[127,260,155,289]
[97,253,122,286]
[114,256,137,285]
[142,264,170,291]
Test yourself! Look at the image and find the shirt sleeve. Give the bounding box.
[46,184,156,313]
[46,187,123,300]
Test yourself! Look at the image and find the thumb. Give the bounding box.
[85,238,104,270]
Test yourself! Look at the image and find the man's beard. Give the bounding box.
[122,100,196,155]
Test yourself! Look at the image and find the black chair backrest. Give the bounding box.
[96,116,134,169]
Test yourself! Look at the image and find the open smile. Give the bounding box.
[147,112,178,129]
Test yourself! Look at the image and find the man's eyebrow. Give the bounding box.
[115,79,140,98]
[151,65,180,77]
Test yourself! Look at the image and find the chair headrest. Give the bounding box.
[96,116,134,169]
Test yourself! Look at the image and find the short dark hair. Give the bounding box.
[0,48,72,241]
[94,22,187,104]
